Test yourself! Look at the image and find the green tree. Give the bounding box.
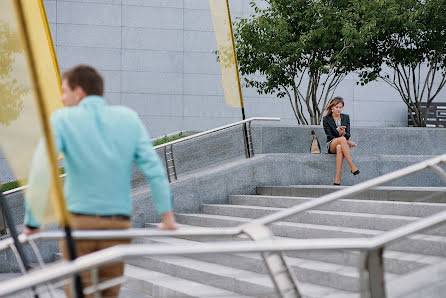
[0,21,27,126]
[358,0,446,127]
[233,0,375,125]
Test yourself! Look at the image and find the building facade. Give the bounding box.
[42,0,421,136]
[0,0,437,183]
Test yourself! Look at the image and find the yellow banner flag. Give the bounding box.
[209,0,244,108]
[0,0,65,225]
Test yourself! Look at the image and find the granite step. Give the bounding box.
[228,195,446,217]
[202,204,446,236]
[174,213,446,257]
[256,185,446,203]
[126,253,358,298]
[202,204,418,231]
[144,223,444,275]
[125,264,247,298]
[134,236,398,292]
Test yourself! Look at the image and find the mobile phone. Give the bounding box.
[339,126,346,129]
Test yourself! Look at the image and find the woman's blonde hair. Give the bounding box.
[325,96,344,116]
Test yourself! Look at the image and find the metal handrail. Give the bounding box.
[0,239,370,297]
[4,203,446,298]
[4,192,446,253]
[152,117,280,150]
[0,117,279,193]
[1,198,446,250]
[2,173,67,196]
[156,117,279,181]
[4,202,446,297]
[0,227,240,253]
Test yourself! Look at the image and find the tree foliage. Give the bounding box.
[233,0,446,127]
[234,0,376,125]
[0,21,28,126]
[357,0,446,127]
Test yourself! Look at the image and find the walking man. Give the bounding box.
[24,65,178,297]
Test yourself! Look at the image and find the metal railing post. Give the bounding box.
[0,205,6,236]
[359,248,386,298]
[243,223,301,298]
[28,239,57,298]
[91,268,101,298]
[163,145,177,183]
[242,120,255,158]
[242,123,250,158]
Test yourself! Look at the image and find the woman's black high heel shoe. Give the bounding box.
[351,170,360,176]
[333,183,340,186]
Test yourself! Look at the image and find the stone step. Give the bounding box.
[125,264,247,298]
[145,223,443,275]
[135,236,398,292]
[256,185,446,203]
[120,286,152,298]
[229,195,446,217]
[386,259,446,298]
[202,204,419,231]
[202,204,446,236]
[126,253,358,298]
[174,213,446,257]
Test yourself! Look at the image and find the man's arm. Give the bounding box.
[134,119,178,230]
[23,204,42,235]
[23,114,65,235]
[23,139,49,234]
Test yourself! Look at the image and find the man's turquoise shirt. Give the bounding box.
[25,95,172,227]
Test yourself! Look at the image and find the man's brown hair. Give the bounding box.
[62,65,104,96]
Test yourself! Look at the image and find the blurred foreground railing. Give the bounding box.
[3,205,446,298]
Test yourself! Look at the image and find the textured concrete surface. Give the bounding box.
[125,264,248,298]
[388,259,446,298]
[133,236,365,294]
[257,125,446,155]
[257,185,446,202]
[230,194,446,217]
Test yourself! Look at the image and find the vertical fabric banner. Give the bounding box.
[0,0,64,225]
[21,0,64,225]
[209,0,244,108]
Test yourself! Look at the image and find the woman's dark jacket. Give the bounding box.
[322,113,351,143]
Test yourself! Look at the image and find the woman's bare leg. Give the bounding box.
[334,144,343,184]
[330,137,358,173]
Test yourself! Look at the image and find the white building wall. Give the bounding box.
[42,0,426,138]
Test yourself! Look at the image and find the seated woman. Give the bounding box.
[323,96,360,185]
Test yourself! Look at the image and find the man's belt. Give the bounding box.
[71,212,130,221]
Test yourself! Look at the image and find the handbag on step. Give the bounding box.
[310,130,321,154]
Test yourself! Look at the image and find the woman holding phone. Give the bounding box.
[323,96,360,185]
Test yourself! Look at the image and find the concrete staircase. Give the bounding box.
[2,125,445,297]
[122,185,446,297]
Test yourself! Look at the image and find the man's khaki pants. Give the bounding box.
[60,213,131,298]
